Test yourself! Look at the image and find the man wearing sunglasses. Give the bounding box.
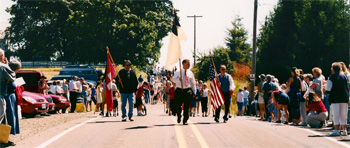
[215,65,235,123]
[117,60,138,122]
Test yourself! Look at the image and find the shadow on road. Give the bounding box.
[125,126,150,130]
[87,121,122,124]
[124,122,216,130]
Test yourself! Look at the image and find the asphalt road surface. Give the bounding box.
[14,103,350,148]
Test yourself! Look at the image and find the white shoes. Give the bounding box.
[341,130,348,136]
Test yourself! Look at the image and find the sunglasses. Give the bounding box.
[221,69,226,71]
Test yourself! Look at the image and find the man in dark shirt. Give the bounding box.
[116,60,138,122]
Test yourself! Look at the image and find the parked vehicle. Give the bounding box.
[59,65,98,82]
[47,75,75,86]
[16,70,45,93]
[21,91,49,118]
[48,94,70,113]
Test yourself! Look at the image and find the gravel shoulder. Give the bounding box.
[10,111,95,143]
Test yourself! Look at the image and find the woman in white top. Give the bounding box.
[236,89,244,116]
[49,81,58,94]
[200,84,209,117]
[95,81,103,115]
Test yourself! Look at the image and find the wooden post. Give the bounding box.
[106,46,124,88]
[179,58,183,90]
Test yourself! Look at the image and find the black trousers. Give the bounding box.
[70,92,77,112]
[201,97,208,113]
[174,88,193,122]
[215,91,231,120]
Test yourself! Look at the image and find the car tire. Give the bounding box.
[23,113,37,118]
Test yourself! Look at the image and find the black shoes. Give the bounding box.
[183,120,188,125]
[122,117,127,122]
[214,118,219,123]
[129,117,134,121]
[177,116,181,123]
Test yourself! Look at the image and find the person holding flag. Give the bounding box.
[105,50,116,117]
[173,59,196,125]
[215,65,235,123]
[116,60,138,122]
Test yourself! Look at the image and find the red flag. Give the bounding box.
[106,52,116,111]
[209,60,224,110]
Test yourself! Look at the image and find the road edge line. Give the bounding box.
[36,116,101,148]
[299,127,350,148]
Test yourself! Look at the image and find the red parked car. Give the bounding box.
[16,70,70,113]
[48,94,70,113]
[16,70,44,93]
[21,91,49,118]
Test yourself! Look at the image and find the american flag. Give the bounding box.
[209,60,224,110]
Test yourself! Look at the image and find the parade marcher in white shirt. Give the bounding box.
[172,59,196,125]
[215,65,235,123]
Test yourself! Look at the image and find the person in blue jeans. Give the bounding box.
[116,60,138,122]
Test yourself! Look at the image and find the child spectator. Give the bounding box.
[135,82,149,116]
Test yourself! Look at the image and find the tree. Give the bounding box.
[192,47,235,81]
[7,0,174,67]
[257,0,350,82]
[225,16,251,64]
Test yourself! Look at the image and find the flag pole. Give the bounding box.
[209,51,219,80]
[106,46,124,88]
[179,58,183,90]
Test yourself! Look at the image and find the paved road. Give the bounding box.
[15,103,350,148]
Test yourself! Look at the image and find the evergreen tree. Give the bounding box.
[225,16,251,64]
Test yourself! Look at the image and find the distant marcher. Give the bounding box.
[215,65,235,123]
[196,80,203,116]
[169,82,176,116]
[138,75,143,86]
[201,84,209,117]
[116,60,138,122]
[135,82,148,116]
[112,80,118,116]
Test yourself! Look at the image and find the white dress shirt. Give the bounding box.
[173,68,196,95]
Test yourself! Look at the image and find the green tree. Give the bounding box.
[192,47,235,81]
[225,16,251,64]
[257,0,350,82]
[7,0,174,67]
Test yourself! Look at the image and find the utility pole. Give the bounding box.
[249,0,258,115]
[187,15,202,66]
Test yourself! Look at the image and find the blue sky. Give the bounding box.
[0,0,278,66]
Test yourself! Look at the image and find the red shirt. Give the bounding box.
[136,86,144,98]
[169,87,175,100]
[308,101,327,113]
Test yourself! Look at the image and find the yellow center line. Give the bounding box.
[188,120,210,148]
[171,116,187,148]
